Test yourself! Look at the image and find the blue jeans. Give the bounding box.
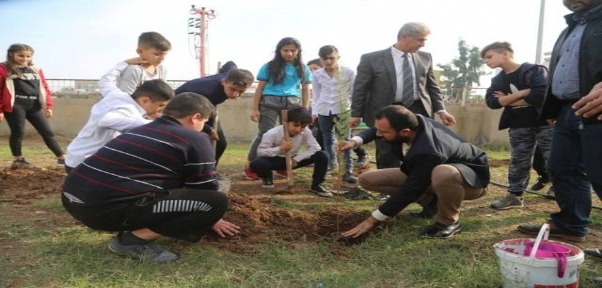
[317,114,352,173]
[549,103,602,236]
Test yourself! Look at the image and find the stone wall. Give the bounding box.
[0,98,508,146]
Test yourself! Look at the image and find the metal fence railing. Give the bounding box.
[441,87,487,105]
[47,79,488,105]
[46,79,260,99]
[46,79,189,99]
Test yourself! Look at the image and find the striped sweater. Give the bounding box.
[63,116,218,206]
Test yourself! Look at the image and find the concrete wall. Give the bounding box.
[0,98,508,146]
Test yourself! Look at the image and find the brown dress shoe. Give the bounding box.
[517,222,586,242]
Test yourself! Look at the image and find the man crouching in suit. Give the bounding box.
[341,105,488,239]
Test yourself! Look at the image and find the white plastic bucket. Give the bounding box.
[493,224,584,288]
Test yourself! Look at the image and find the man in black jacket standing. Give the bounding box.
[341,105,489,239]
[517,2,602,283]
[481,41,553,209]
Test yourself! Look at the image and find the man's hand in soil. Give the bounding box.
[212,219,240,237]
[341,216,378,238]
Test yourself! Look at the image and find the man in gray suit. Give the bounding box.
[349,22,456,175]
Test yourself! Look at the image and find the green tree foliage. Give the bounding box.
[437,39,487,102]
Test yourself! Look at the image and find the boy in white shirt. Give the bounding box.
[250,107,333,197]
[311,45,358,184]
[65,79,174,171]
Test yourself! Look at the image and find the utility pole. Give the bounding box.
[535,0,546,64]
[189,5,217,77]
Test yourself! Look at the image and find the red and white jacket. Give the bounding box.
[0,63,53,113]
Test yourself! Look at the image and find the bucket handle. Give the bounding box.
[529,223,550,258]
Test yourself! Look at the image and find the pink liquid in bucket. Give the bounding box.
[524,241,571,277]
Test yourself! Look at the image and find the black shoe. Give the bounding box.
[530,176,549,191]
[342,172,358,184]
[517,222,586,242]
[545,186,555,199]
[310,183,333,197]
[410,207,437,219]
[11,157,34,169]
[423,222,462,238]
[343,187,374,200]
[261,177,274,189]
[107,236,178,263]
[354,154,371,168]
[584,248,602,259]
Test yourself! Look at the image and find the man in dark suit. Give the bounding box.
[341,105,489,239]
[349,22,456,174]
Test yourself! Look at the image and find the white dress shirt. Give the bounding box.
[257,126,321,163]
[311,66,355,116]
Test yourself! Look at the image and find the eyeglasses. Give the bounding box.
[321,56,337,61]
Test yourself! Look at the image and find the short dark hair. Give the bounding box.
[163,92,215,120]
[287,107,312,125]
[480,41,513,59]
[375,105,419,132]
[138,32,171,51]
[318,45,338,58]
[131,79,175,102]
[307,58,322,67]
[224,69,254,87]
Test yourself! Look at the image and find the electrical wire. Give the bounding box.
[488,181,602,211]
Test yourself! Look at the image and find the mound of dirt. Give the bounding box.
[208,193,369,243]
[0,167,66,204]
[1,168,372,252]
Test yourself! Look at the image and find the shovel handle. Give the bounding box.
[281,110,294,190]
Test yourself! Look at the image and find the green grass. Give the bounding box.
[1,141,602,287]
[0,135,71,167]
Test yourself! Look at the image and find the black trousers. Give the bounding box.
[532,144,548,179]
[250,150,329,186]
[213,121,227,167]
[62,188,228,242]
[4,104,64,157]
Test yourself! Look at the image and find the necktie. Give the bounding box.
[401,53,414,108]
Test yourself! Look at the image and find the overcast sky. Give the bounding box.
[0,0,570,83]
